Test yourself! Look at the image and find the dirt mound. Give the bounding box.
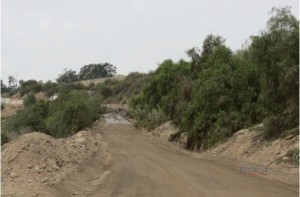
[1,121,111,196]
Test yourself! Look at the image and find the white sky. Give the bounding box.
[1,0,299,83]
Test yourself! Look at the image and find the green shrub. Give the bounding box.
[24,93,37,107]
[133,106,168,130]
[4,101,49,132]
[264,113,298,139]
[4,90,101,139]
[45,90,100,138]
[1,133,9,145]
[42,81,59,97]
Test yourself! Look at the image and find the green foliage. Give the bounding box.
[44,90,100,137]
[1,80,11,93]
[58,82,86,96]
[42,81,59,97]
[4,102,48,133]
[4,90,102,138]
[131,7,298,150]
[24,93,37,107]
[56,69,79,83]
[250,6,299,134]
[134,59,191,123]
[1,133,9,145]
[79,63,117,80]
[132,106,168,130]
[19,80,42,96]
[264,114,298,139]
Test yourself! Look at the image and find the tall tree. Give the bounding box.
[56,69,79,83]
[250,6,299,113]
[1,80,9,93]
[79,63,117,80]
[8,76,16,87]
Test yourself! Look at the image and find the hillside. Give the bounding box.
[76,74,126,87]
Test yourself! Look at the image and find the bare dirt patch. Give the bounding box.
[1,119,111,197]
[77,75,126,87]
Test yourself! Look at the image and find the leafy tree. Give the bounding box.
[8,76,17,88]
[45,90,99,137]
[79,63,117,80]
[56,69,79,83]
[250,6,299,137]
[1,80,10,93]
[42,80,59,97]
[19,79,42,96]
[187,34,226,76]
[24,93,37,107]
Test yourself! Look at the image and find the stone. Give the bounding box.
[10,172,19,178]
[282,157,289,160]
[40,164,47,169]
[27,163,33,169]
[41,177,48,183]
[52,164,60,170]
[27,178,34,183]
[34,165,40,171]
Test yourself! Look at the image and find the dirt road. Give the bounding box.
[89,113,298,197]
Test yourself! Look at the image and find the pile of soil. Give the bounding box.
[1,120,111,197]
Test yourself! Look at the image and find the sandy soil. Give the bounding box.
[1,119,111,197]
[143,121,299,186]
[88,113,298,197]
[2,113,298,196]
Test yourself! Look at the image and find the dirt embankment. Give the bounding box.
[1,119,111,197]
[143,121,299,186]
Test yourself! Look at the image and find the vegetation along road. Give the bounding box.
[89,113,298,197]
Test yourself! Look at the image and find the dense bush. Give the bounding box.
[4,90,102,138]
[4,101,49,132]
[19,80,42,96]
[42,81,59,97]
[132,106,168,130]
[24,93,37,107]
[130,7,299,150]
[45,90,100,137]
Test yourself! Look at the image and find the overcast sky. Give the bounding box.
[1,0,299,83]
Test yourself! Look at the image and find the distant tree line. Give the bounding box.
[56,63,117,83]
